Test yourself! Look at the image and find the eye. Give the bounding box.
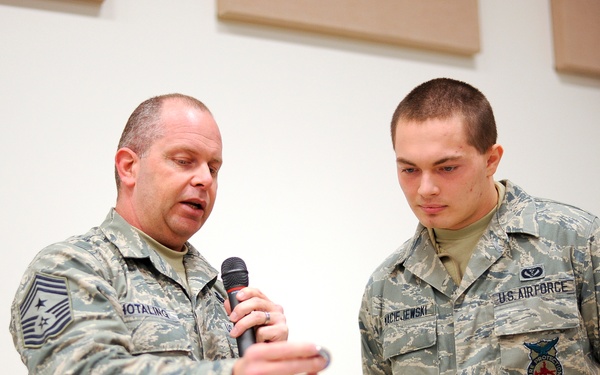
[208,162,222,176]
[441,166,456,172]
[171,156,194,168]
[400,167,417,174]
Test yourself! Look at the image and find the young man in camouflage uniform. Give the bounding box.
[10,94,328,375]
[359,78,600,374]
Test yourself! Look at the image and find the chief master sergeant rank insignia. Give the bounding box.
[18,273,73,348]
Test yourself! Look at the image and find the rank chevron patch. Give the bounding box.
[19,273,73,348]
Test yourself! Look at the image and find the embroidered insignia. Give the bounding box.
[19,273,73,348]
[520,264,545,281]
[524,337,563,375]
[491,279,574,306]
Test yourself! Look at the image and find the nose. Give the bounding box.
[417,172,440,197]
[191,163,214,189]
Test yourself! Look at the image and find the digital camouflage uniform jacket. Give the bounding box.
[10,209,238,374]
[359,180,600,374]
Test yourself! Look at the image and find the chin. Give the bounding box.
[420,218,449,230]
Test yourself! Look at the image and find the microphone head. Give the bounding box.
[221,257,249,291]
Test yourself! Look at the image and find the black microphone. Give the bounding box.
[221,257,256,357]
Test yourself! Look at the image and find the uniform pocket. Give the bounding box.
[494,293,579,336]
[383,314,437,359]
[493,280,582,372]
[382,311,438,374]
[124,315,192,355]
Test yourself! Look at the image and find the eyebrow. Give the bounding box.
[396,155,462,166]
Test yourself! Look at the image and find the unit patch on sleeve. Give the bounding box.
[525,337,563,375]
[19,273,73,348]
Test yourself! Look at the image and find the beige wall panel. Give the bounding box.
[551,0,600,77]
[217,0,480,55]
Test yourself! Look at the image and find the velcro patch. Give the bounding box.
[19,273,73,348]
[520,264,545,281]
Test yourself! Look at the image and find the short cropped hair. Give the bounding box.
[114,93,210,190]
[390,78,497,154]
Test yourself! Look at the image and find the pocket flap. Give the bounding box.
[382,314,436,359]
[494,292,579,336]
[124,316,191,354]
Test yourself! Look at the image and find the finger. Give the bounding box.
[248,355,328,375]
[233,288,285,313]
[234,287,269,303]
[245,342,329,374]
[245,341,321,361]
[255,322,289,343]
[237,297,284,315]
[230,298,284,323]
[230,310,285,338]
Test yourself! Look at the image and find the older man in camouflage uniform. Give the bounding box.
[359,78,600,374]
[11,94,328,375]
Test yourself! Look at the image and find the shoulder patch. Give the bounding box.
[19,273,73,348]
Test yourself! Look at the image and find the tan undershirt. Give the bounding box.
[428,182,505,285]
[134,229,190,291]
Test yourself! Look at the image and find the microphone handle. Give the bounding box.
[228,289,256,356]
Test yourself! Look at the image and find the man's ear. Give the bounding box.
[486,144,503,177]
[115,147,139,188]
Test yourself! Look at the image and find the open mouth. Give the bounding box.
[183,201,204,210]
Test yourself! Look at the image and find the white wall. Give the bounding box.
[1,1,599,374]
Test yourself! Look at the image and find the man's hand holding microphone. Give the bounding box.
[221,257,330,375]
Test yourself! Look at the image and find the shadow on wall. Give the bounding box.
[0,0,103,17]
[216,20,477,71]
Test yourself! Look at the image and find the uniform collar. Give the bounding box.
[496,179,539,237]
[387,180,540,297]
[99,208,219,295]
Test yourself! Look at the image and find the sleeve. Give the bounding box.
[358,278,389,375]
[579,216,600,363]
[9,242,236,375]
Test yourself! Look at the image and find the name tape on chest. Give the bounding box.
[384,304,433,326]
[122,302,179,322]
